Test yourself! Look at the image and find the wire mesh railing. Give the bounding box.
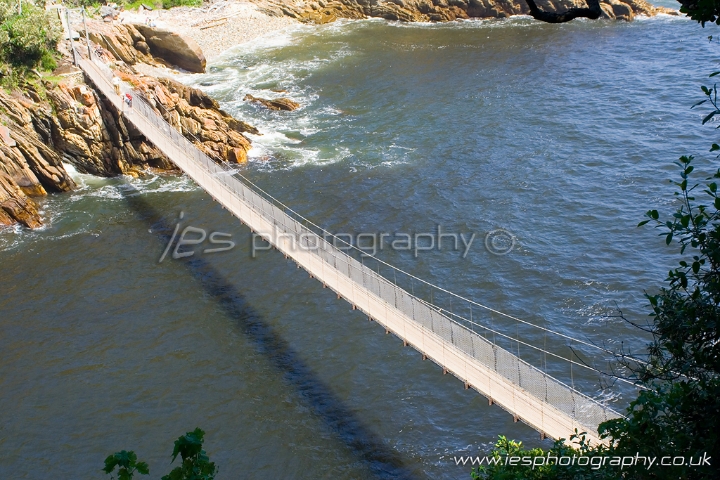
[77,51,628,436]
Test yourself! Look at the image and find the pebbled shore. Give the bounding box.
[120,1,298,60]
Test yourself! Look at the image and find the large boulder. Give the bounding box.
[87,22,154,65]
[135,25,206,73]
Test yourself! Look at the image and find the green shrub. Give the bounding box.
[161,0,202,10]
[0,0,62,73]
[103,428,217,480]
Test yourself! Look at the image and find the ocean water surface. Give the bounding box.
[2,10,719,479]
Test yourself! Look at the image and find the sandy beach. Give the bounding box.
[119,0,299,60]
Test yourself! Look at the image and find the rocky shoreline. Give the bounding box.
[256,0,671,23]
[0,17,266,229]
[0,0,678,229]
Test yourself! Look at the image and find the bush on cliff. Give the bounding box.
[0,0,62,85]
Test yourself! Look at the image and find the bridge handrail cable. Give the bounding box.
[78,51,626,436]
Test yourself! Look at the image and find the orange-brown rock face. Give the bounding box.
[256,0,665,23]
[0,88,77,228]
[0,173,43,229]
[0,14,263,229]
[112,71,257,164]
[87,21,206,73]
[0,64,258,227]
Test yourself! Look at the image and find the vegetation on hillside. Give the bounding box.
[160,0,201,10]
[60,0,196,11]
[0,0,62,87]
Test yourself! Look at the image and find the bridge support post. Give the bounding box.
[464,381,469,390]
[488,397,493,406]
[422,353,427,360]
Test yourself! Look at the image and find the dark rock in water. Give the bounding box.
[244,94,301,111]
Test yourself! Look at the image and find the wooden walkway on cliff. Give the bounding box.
[77,51,625,445]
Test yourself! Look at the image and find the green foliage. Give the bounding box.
[60,0,95,7]
[162,428,218,480]
[638,153,720,383]
[0,0,61,86]
[473,74,720,480]
[678,0,720,26]
[598,380,719,479]
[123,0,163,10]
[103,450,150,480]
[104,429,217,480]
[161,0,202,10]
[471,432,616,480]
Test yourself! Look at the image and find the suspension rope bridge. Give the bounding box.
[75,48,636,446]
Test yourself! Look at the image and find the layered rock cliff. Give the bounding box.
[1,23,256,229]
[256,0,668,23]
[0,88,76,228]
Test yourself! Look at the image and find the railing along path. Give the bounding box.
[77,51,624,445]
